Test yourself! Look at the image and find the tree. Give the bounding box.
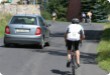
[81,0,108,22]
[47,0,68,21]
[98,0,110,14]
[92,2,108,22]
[67,0,81,21]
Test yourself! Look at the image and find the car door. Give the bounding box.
[38,16,49,40]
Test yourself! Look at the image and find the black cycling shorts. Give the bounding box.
[66,40,80,51]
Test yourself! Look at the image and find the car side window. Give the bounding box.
[38,17,45,26]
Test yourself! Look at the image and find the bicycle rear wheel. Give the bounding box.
[72,65,75,75]
[71,55,76,75]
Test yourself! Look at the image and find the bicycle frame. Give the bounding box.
[69,41,82,75]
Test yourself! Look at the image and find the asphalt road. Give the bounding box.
[0,22,107,75]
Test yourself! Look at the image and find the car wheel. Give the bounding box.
[4,42,10,47]
[4,39,9,47]
[45,35,50,46]
[45,42,50,46]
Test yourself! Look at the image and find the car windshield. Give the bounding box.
[10,16,37,25]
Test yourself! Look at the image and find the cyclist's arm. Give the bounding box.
[64,33,67,42]
[64,29,68,41]
[64,28,69,46]
[80,29,85,42]
[64,28,69,39]
[80,31,85,40]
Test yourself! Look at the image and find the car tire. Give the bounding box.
[4,39,9,47]
[45,42,50,46]
[45,35,50,46]
[4,43,10,47]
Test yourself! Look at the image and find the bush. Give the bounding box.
[57,17,67,21]
[97,23,110,72]
[0,13,12,37]
[41,10,51,20]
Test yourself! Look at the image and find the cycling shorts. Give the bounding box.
[66,40,80,51]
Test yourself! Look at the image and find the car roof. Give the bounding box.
[13,14,41,17]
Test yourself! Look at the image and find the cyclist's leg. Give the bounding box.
[82,18,85,23]
[88,17,92,25]
[74,41,80,66]
[66,40,72,61]
[90,17,92,23]
[90,17,92,25]
[52,16,56,23]
[66,40,72,67]
[75,50,80,65]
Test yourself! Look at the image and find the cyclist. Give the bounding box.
[82,12,86,23]
[52,11,57,22]
[87,11,92,23]
[64,18,85,67]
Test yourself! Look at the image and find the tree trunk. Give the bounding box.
[67,0,81,21]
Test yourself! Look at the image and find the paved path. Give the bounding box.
[49,22,107,75]
[0,22,107,75]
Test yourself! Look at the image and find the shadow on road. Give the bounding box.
[85,30,103,41]
[35,49,98,65]
[51,30,103,41]
[81,52,97,64]
[51,69,71,75]
[50,32,64,37]
[35,49,98,64]
[35,49,67,56]
[1,44,40,49]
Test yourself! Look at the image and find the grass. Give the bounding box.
[0,13,12,37]
[97,23,110,72]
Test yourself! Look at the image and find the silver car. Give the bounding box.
[4,14,51,48]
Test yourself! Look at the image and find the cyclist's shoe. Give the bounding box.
[77,64,80,68]
[66,61,70,68]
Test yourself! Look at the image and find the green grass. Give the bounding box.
[97,23,110,72]
[0,13,12,37]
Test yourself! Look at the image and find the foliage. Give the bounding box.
[41,0,109,22]
[92,2,108,22]
[17,0,22,5]
[0,13,12,37]
[45,0,68,21]
[97,0,110,14]
[81,0,109,22]
[41,10,51,20]
[97,23,110,72]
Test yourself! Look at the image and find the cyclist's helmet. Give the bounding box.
[71,18,79,24]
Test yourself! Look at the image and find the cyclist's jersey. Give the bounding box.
[66,24,84,41]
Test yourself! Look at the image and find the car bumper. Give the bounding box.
[4,34,42,45]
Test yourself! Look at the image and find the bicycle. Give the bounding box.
[82,18,86,23]
[70,50,76,75]
[70,41,82,75]
[87,18,92,25]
